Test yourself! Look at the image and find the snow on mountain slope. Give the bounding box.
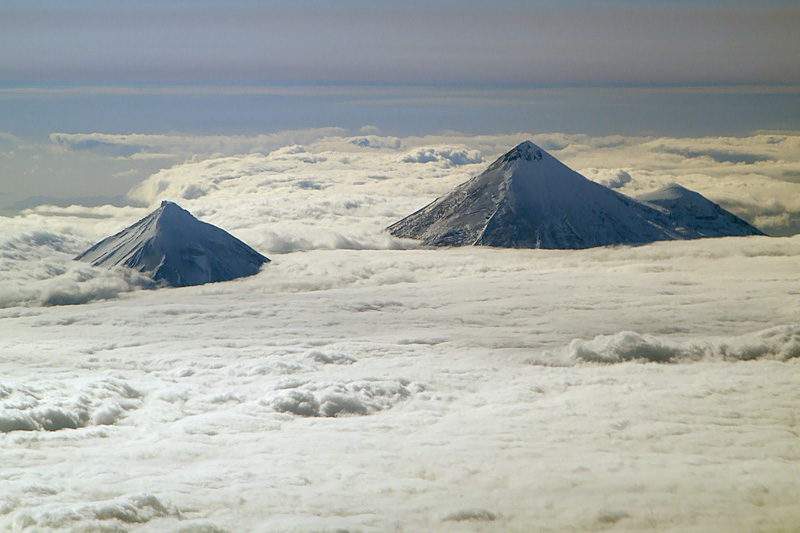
[388,141,763,249]
[75,201,269,287]
[637,183,766,238]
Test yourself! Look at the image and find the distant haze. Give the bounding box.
[1,1,799,233]
[2,0,799,86]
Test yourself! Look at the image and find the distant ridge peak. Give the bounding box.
[661,183,692,193]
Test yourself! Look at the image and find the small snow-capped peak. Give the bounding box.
[659,183,692,195]
[636,184,765,237]
[639,183,699,202]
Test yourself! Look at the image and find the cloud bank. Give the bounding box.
[1,130,799,316]
[121,131,800,236]
[0,377,141,432]
[0,230,154,308]
[558,325,800,364]
[2,130,800,531]
[2,236,800,531]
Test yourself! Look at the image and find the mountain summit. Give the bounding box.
[388,141,763,248]
[76,201,269,287]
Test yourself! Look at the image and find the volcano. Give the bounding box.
[388,141,762,248]
[76,201,269,287]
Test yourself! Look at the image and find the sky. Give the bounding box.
[1,0,799,211]
[2,0,800,86]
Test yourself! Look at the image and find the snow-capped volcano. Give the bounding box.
[388,141,762,248]
[75,201,269,287]
[388,141,684,248]
[637,183,765,238]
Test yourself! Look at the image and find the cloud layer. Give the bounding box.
[0,230,154,308]
[3,237,800,531]
[3,130,800,307]
[2,132,800,532]
[122,131,800,237]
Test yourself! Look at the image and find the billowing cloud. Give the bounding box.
[0,132,21,154]
[3,133,800,533]
[556,325,800,364]
[4,131,800,265]
[346,135,402,150]
[0,229,154,308]
[400,146,483,166]
[3,131,800,531]
[3,233,800,531]
[10,130,800,238]
[582,168,633,189]
[267,377,422,417]
[0,377,142,432]
[123,131,800,237]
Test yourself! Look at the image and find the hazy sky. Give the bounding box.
[1,1,799,210]
[2,0,799,87]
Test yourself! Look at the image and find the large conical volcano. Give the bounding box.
[388,141,687,248]
[76,201,269,287]
[388,141,763,249]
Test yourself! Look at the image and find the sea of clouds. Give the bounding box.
[2,131,800,531]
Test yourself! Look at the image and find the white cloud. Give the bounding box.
[582,168,633,189]
[3,132,800,531]
[8,493,176,530]
[346,135,402,150]
[553,325,800,364]
[0,131,22,154]
[0,229,154,308]
[399,146,483,166]
[3,235,800,530]
[10,130,800,236]
[0,377,141,432]
[267,377,420,417]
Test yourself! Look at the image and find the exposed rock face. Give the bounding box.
[388,141,763,249]
[75,201,269,287]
